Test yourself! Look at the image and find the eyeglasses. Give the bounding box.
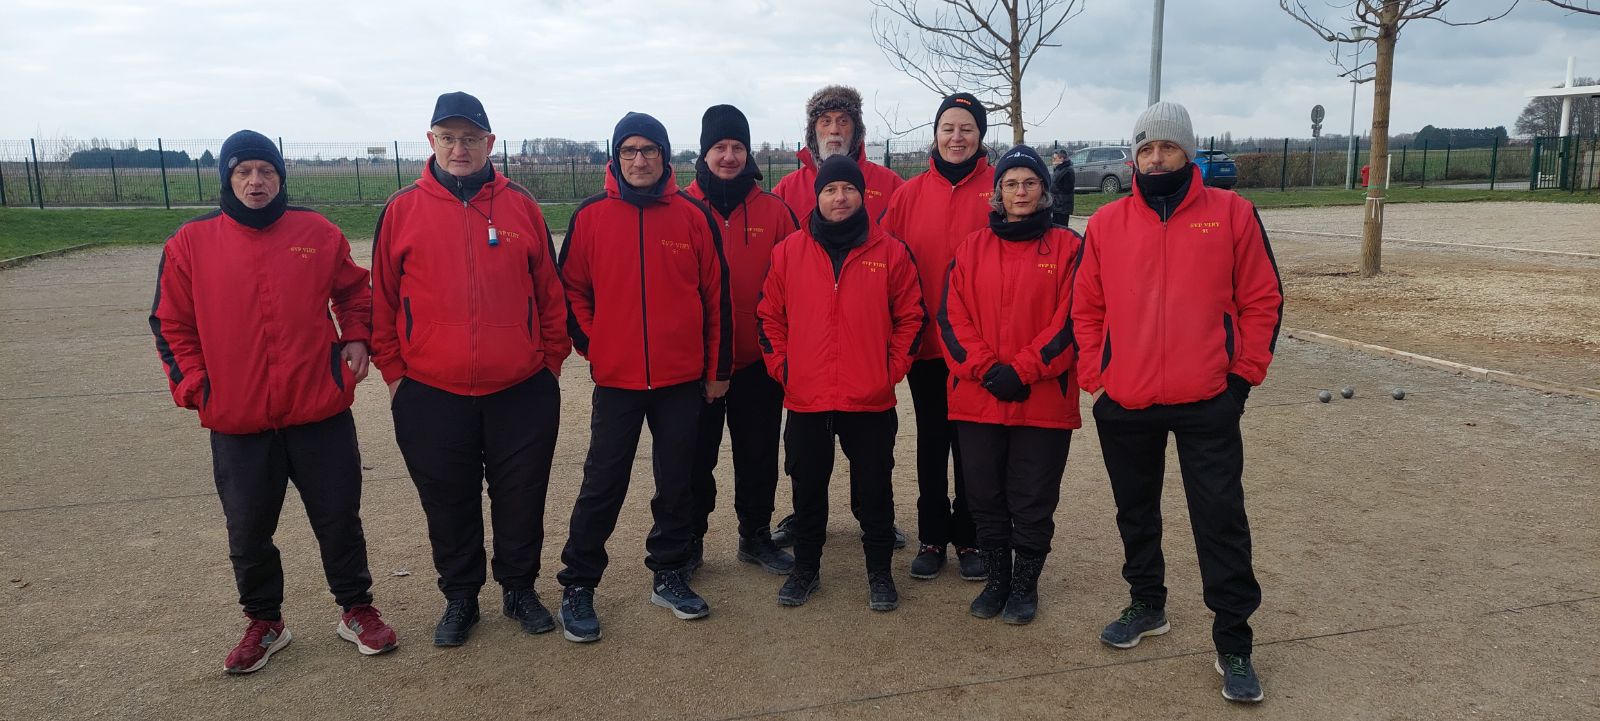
[1000,179,1043,193]
[618,146,662,161]
[433,134,487,149]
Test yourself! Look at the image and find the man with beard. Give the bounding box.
[683,104,799,577]
[772,85,905,223]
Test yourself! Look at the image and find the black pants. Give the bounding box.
[210,409,372,620]
[1093,392,1261,654]
[784,409,898,573]
[907,358,974,548]
[955,422,1071,556]
[392,371,560,600]
[558,381,702,588]
[690,362,784,539]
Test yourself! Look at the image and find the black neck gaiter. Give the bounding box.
[989,208,1053,243]
[1136,163,1194,221]
[809,206,870,278]
[933,149,980,186]
[695,157,760,219]
[433,159,495,202]
[220,186,288,230]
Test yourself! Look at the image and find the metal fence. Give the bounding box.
[2,135,1595,208]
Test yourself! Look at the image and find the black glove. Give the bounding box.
[982,363,1031,402]
[1225,373,1251,413]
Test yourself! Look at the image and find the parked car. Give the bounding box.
[1194,150,1239,189]
[1069,146,1133,194]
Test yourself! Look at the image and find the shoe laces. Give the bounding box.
[1221,653,1251,677]
[868,572,895,594]
[955,546,979,556]
[917,544,943,556]
[240,617,277,646]
[441,600,473,625]
[508,591,541,614]
[564,587,596,620]
[1117,600,1151,625]
[657,570,695,599]
[345,604,383,628]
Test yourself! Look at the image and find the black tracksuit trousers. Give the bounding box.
[210,409,373,620]
[558,381,701,589]
[690,362,784,539]
[954,422,1072,556]
[907,358,975,549]
[784,409,898,573]
[391,370,561,600]
[1092,391,1262,655]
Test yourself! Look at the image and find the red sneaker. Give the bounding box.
[224,615,291,674]
[337,603,398,655]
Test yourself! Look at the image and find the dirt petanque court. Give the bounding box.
[2,202,1597,720]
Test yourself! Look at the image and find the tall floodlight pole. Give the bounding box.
[1345,25,1368,190]
[1559,56,1576,136]
[1148,0,1165,106]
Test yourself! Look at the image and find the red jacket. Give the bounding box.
[683,181,798,370]
[756,223,925,413]
[151,208,371,434]
[882,157,996,360]
[773,145,905,223]
[560,165,732,390]
[370,163,570,396]
[1072,165,1284,409]
[938,224,1084,430]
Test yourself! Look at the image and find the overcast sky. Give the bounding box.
[3,0,1596,150]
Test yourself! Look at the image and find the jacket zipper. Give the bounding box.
[638,206,652,389]
[463,197,479,388]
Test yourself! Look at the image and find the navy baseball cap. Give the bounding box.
[430,91,491,132]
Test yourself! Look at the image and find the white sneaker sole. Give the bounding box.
[1100,621,1171,649]
[1215,658,1265,703]
[561,625,602,643]
[650,592,710,620]
[224,628,292,674]
[337,620,396,655]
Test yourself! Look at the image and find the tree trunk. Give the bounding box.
[1010,5,1025,145]
[1360,0,1400,277]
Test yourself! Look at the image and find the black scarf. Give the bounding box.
[220,186,287,230]
[989,209,1053,243]
[809,206,870,278]
[432,158,495,202]
[612,162,673,208]
[932,148,980,186]
[695,157,761,219]
[1136,163,1194,222]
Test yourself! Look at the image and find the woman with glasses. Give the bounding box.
[881,92,997,584]
[936,144,1084,625]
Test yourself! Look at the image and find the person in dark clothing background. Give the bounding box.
[1073,101,1283,704]
[1050,149,1076,225]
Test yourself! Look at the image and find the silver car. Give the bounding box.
[1070,146,1133,194]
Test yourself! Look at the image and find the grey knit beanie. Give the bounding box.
[1131,101,1196,163]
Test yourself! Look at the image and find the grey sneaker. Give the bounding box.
[1098,600,1170,648]
[1216,653,1264,703]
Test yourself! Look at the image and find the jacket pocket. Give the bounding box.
[403,297,414,340]
[476,322,540,385]
[1222,312,1235,362]
[1100,326,1113,371]
[526,297,534,338]
[329,342,346,392]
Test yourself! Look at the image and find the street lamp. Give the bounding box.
[1345,25,1370,190]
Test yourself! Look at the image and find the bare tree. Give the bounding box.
[1280,0,1518,277]
[1516,78,1600,138]
[870,0,1085,145]
[1538,0,1599,12]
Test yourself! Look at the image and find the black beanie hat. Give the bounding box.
[993,144,1051,192]
[699,104,751,156]
[814,154,866,197]
[218,130,285,186]
[612,111,671,159]
[936,93,988,139]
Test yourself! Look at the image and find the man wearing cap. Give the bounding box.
[555,111,731,642]
[1073,101,1282,703]
[757,154,925,612]
[151,129,397,674]
[683,104,799,577]
[881,92,996,583]
[772,85,905,223]
[370,91,571,648]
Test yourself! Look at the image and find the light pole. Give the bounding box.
[1345,25,1368,190]
[1148,0,1165,106]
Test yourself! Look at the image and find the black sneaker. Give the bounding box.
[432,598,480,647]
[738,534,795,575]
[777,566,821,606]
[684,536,705,580]
[771,514,797,548]
[1215,653,1265,703]
[955,546,987,581]
[502,588,556,635]
[867,571,899,612]
[1098,600,1170,649]
[650,569,710,620]
[909,544,946,579]
[559,586,601,643]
